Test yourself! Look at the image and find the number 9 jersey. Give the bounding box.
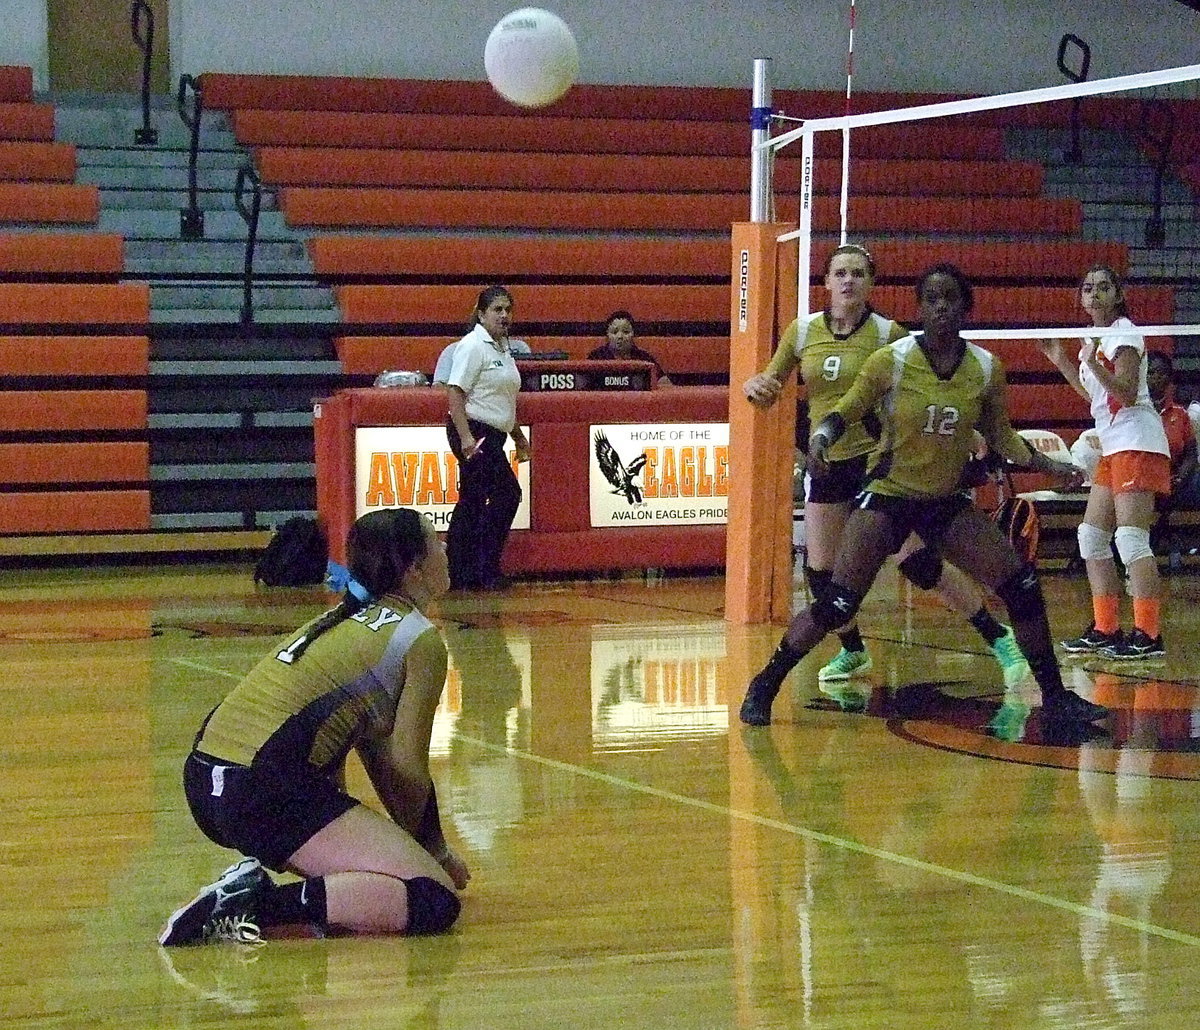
[765,310,909,464]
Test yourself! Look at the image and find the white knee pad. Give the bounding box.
[1114,525,1154,566]
[1077,522,1113,561]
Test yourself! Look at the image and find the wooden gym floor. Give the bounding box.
[3,559,1200,1028]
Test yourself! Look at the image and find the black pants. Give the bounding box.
[445,418,522,588]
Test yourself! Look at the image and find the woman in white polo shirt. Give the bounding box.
[1039,265,1170,660]
[445,286,530,589]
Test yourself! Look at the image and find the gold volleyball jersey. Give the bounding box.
[197,599,443,774]
[765,310,909,463]
[833,335,1031,499]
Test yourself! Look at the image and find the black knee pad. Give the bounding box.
[804,565,833,603]
[994,564,1043,621]
[897,546,943,591]
[811,582,863,631]
[403,876,461,935]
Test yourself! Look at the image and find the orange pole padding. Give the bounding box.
[725,221,798,626]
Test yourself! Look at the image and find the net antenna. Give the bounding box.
[839,0,856,246]
[759,61,1200,322]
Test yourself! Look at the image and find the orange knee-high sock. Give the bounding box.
[1092,594,1120,634]
[1133,596,1161,638]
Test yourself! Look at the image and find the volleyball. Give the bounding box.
[484,8,579,108]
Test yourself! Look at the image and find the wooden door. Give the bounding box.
[47,0,170,94]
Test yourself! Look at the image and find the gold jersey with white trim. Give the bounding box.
[831,335,1031,499]
[765,309,909,463]
[196,599,444,775]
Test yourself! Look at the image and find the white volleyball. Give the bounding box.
[485,8,579,108]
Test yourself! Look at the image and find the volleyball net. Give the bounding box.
[753,59,1200,347]
[726,59,1200,622]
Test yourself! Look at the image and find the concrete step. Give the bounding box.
[99,209,294,238]
[75,146,248,170]
[129,257,314,276]
[150,283,335,310]
[52,99,236,149]
[151,307,342,325]
[125,239,309,262]
[83,166,262,192]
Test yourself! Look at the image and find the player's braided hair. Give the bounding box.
[283,508,429,663]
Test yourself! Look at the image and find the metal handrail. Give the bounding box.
[234,164,263,323]
[131,0,158,145]
[176,74,205,238]
[1140,97,1175,248]
[1056,33,1090,163]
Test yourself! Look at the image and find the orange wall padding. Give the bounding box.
[0,142,77,182]
[0,335,149,376]
[0,490,150,533]
[0,283,149,324]
[0,183,99,224]
[0,67,34,104]
[0,441,148,483]
[335,283,731,325]
[0,390,147,431]
[0,102,55,142]
[257,146,1039,197]
[235,108,1005,160]
[308,235,727,279]
[0,233,123,274]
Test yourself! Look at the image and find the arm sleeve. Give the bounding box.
[763,319,802,380]
[446,336,483,391]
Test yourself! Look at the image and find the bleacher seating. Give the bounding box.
[0,68,148,536]
[196,72,1177,432]
[0,65,1182,553]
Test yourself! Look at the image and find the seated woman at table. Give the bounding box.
[588,310,673,387]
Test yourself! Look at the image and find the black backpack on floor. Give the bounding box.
[253,517,329,587]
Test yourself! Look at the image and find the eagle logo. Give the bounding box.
[594,431,648,504]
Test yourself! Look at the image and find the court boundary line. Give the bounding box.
[456,731,1200,948]
[170,656,1200,943]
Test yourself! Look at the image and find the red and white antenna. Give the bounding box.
[839,0,856,244]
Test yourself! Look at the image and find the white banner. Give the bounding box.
[355,426,531,531]
[589,422,730,527]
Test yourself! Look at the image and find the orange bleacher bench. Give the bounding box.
[0,441,148,483]
[0,142,77,183]
[0,234,124,275]
[0,183,100,224]
[0,67,34,104]
[0,336,149,376]
[0,102,55,142]
[868,284,1173,327]
[335,283,732,325]
[255,146,1042,197]
[0,283,149,324]
[283,187,1077,234]
[0,490,150,534]
[309,236,728,280]
[308,236,1126,285]
[234,108,1006,160]
[0,390,147,431]
[333,282,1168,329]
[201,71,993,124]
